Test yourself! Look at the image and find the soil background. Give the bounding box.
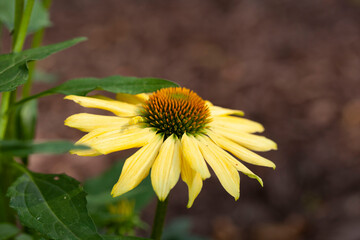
[8,0,360,239]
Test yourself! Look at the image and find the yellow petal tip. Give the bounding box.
[64,95,75,100]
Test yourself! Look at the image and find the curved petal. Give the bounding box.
[197,135,240,200]
[65,113,130,132]
[73,126,156,155]
[180,148,203,208]
[116,93,149,105]
[181,133,210,180]
[208,131,276,169]
[151,135,181,201]
[212,127,277,152]
[206,101,244,116]
[65,95,138,117]
[111,134,163,197]
[205,132,263,186]
[211,116,264,133]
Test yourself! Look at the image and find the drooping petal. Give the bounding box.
[180,148,203,208]
[65,113,129,132]
[151,135,181,201]
[181,133,210,180]
[116,93,149,105]
[73,126,156,155]
[206,101,244,116]
[205,132,263,186]
[212,126,277,152]
[65,95,138,117]
[211,116,264,133]
[111,134,163,197]
[197,135,240,200]
[207,131,276,169]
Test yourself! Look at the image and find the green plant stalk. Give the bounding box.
[12,0,24,47]
[0,92,11,139]
[13,0,35,53]
[150,197,169,240]
[22,0,52,97]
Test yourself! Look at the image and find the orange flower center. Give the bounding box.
[141,87,211,138]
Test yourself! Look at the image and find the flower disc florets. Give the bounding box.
[141,87,211,139]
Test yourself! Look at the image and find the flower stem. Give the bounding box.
[150,197,169,240]
[13,0,35,53]
[22,0,52,97]
[0,92,11,139]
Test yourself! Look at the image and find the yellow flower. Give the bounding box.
[65,87,276,208]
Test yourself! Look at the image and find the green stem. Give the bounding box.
[150,197,169,240]
[0,92,12,139]
[12,0,24,47]
[13,0,35,53]
[22,0,52,97]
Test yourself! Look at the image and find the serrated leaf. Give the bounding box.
[0,140,89,157]
[0,0,51,34]
[7,170,103,240]
[0,223,20,240]
[0,37,86,92]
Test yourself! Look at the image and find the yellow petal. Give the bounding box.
[181,133,210,180]
[211,116,264,133]
[73,126,155,155]
[65,95,138,117]
[206,101,244,116]
[151,135,181,201]
[116,93,149,105]
[205,132,264,186]
[207,131,276,169]
[197,135,240,200]
[65,113,129,132]
[111,134,163,197]
[212,127,277,152]
[180,150,203,208]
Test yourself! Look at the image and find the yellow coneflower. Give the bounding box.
[65,87,276,208]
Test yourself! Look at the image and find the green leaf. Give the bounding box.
[0,140,89,157]
[7,169,103,240]
[17,75,179,105]
[15,233,33,240]
[0,223,20,240]
[102,236,151,240]
[0,37,86,92]
[0,0,51,34]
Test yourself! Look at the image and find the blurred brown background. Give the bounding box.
[20,0,360,239]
